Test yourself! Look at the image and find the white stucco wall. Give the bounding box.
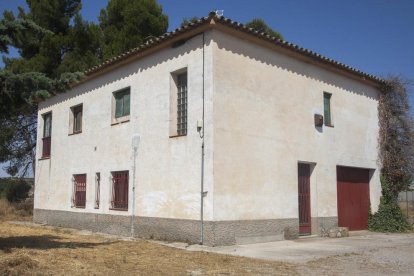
[211,30,381,221]
[35,27,382,225]
[35,31,215,220]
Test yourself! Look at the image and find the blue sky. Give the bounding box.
[0,0,413,176]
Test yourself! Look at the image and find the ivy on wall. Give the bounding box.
[369,76,413,232]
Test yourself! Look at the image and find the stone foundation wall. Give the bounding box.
[311,216,338,235]
[34,209,299,246]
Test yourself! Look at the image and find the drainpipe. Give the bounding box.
[199,31,206,245]
[131,134,140,237]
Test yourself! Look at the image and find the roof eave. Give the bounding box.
[68,13,384,91]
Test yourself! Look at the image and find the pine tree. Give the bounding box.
[99,0,168,60]
[0,2,85,177]
[245,18,283,40]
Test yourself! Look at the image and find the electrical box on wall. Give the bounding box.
[197,120,203,131]
[314,114,324,127]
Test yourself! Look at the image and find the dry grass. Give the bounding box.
[0,198,32,222]
[0,222,296,275]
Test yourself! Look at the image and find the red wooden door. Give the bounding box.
[337,166,370,230]
[298,163,311,235]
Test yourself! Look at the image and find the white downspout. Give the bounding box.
[131,134,140,237]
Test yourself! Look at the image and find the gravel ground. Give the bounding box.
[170,231,414,275]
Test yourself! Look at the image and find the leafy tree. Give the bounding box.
[99,0,168,60]
[0,178,31,202]
[245,18,283,40]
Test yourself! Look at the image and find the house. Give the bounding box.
[33,12,383,246]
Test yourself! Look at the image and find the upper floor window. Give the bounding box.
[176,73,188,136]
[115,88,130,118]
[70,104,83,134]
[170,69,187,137]
[323,92,333,127]
[42,112,52,158]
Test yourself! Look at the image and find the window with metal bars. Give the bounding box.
[111,171,129,210]
[176,72,187,136]
[95,173,100,209]
[73,174,86,208]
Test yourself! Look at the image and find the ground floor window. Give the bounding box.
[95,173,100,209]
[73,174,86,208]
[111,171,129,210]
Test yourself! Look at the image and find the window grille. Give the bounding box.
[95,173,100,209]
[111,171,129,210]
[73,174,86,208]
[176,73,187,136]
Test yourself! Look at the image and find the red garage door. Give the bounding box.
[337,166,370,230]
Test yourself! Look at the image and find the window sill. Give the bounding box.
[111,116,130,126]
[68,131,82,136]
[73,206,85,209]
[169,134,187,138]
[39,156,50,160]
[324,124,334,128]
[109,208,128,211]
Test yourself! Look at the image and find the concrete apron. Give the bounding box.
[159,231,414,263]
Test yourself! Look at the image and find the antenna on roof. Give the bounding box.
[215,10,224,16]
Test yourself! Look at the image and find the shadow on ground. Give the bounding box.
[0,235,116,252]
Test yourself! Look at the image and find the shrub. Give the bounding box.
[0,178,31,202]
[14,200,33,216]
[368,198,411,232]
[368,176,411,232]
